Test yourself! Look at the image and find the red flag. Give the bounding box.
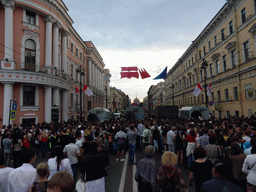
[142,68,151,78]
[120,71,139,79]
[139,69,145,79]
[193,83,203,96]
[207,82,212,96]
[83,85,93,96]
[74,86,79,101]
[121,67,138,71]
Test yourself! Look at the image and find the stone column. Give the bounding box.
[44,86,52,123]
[53,87,60,106]
[53,22,61,71]
[62,90,68,122]
[89,59,92,86]
[62,31,69,75]
[2,0,15,68]
[92,62,96,87]
[44,16,56,73]
[3,82,13,126]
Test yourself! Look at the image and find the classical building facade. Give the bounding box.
[0,0,111,127]
[165,0,256,118]
[147,82,164,113]
[110,87,129,113]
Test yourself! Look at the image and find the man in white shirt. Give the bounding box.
[115,127,127,161]
[166,126,176,153]
[8,148,37,192]
[0,154,13,192]
[137,121,145,148]
[63,137,81,180]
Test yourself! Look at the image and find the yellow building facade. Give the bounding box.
[165,0,256,118]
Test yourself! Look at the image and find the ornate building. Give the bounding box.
[165,0,256,118]
[0,0,111,127]
[110,87,129,113]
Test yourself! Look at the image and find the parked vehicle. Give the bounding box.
[87,108,111,122]
[179,106,210,119]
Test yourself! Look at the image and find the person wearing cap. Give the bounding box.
[200,162,243,192]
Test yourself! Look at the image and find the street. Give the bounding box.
[34,148,196,192]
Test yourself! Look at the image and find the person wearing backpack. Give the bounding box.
[141,125,152,149]
[157,151,188,192]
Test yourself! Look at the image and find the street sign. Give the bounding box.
[208,101,213,106]
[12,103,17,111]
[10,110,16,120]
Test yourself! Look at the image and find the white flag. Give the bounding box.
[74,86,79,101]
[207,82,212,96]
[193,83,203,96]
[83,85,93,96]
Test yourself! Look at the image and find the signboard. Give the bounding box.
[208,101,213,106]
[10,110,16,120]
[12,103,17,111]
[245,88,255,100]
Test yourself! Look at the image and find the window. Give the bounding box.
[192,74,195,85]
[243,41,250,62]
[215,59,220,74]
[234,87,238,100]
[226,111,230,118]
[229,21,233,34]
[231,49,236,68]
[76,48,78,56]
[225,89,229,101]
[202,94,204,103]
[189,76,191,87]
[80,53,82,60]
[208,41,211,51]
[189,60,191,67]
[200,70,203,82]
[209,63,213,77]
[23,86,35,106]
[203,46,206,56]
[194,96,196,104]
[26,10,36,25]
[217,90,221,101]
[67,39,69,49]
[235,111,239,118]
[25,39,36,72]
[186,63,187,70]
[192,57,194,64]
[219,111,222,119]
[71,43,74,52]
[241,8,246,24]
[71,93,74,108]
[214,35,217,47]
[71,65,73,80]
[212,92,215,103]
[223,55,227,71]
[199,50,202,59]
[221,29,225,41]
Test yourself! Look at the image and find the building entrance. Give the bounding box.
[22,118,36,127]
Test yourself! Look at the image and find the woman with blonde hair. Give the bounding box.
[40,130,48,158]
[157,151,188,192]
[30,162,49,192]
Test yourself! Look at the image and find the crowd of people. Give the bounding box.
[0,114,256,191]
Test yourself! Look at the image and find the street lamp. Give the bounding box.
[201,59,208,108]
[76,66,85,121]
[171,84,174,106]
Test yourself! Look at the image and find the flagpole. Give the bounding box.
[77,66,85,121]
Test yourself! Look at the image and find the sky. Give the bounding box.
[63,0,226,101]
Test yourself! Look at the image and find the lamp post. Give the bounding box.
[171,84,174,106]
[201,59,208,108]
[76,66,85,121]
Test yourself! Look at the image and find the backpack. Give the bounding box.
[161,167,180,192]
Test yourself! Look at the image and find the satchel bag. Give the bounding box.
[75,178,87,192]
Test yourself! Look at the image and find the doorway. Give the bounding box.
[22,118,36,128]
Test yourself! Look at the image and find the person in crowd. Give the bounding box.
[186,127,197,167]
[2,133,12,167]
[126,125,140,165]
[244,138,256,155]
[0,153,13,192]
[137,120,145,148]
[63,137,81,180]
[230,143,247,191]
[79,141,107,192]
[175,126,186,167]
[30,162,49,192]
[115,127,127,161]
[111,127,119,155]
[242,145,256,191]
[135,145,158,192]
[223,137,235,182]
[205,136,223,166]
[102,132,110,167]
[197,128,209,149]
[8,148,37,192]
[152,125,161,152]
[161,126,168,152]
[200,162,243,192]
[157,151,188,192]
[12,133,23,168]
[40,130,48,158]
[47,171,75,192]
[48,145,73,180]
[243,129,251,143]
[33,128,41,156]
[166,126,176,153]
[48,131,58,154]
[189,146,213,192]
[142,125,152,149]
[23,131,30,149]
[0,131,3,154]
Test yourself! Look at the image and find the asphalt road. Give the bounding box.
[33,148,196,192]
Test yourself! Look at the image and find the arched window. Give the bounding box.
[25,39,36,71]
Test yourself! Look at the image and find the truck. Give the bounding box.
[124,106,144,120]
[154,105,179,119]
[179,106,210,120]
[87,107,111,122]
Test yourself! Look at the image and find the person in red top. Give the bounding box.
[186,128,197,167]
[40,130,48,158]
[23,132,30,149]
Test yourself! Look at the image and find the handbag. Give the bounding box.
[75,178,87,192]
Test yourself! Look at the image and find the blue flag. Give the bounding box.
[153,67,167,80]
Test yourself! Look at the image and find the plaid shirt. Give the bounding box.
[198,134,209,149]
